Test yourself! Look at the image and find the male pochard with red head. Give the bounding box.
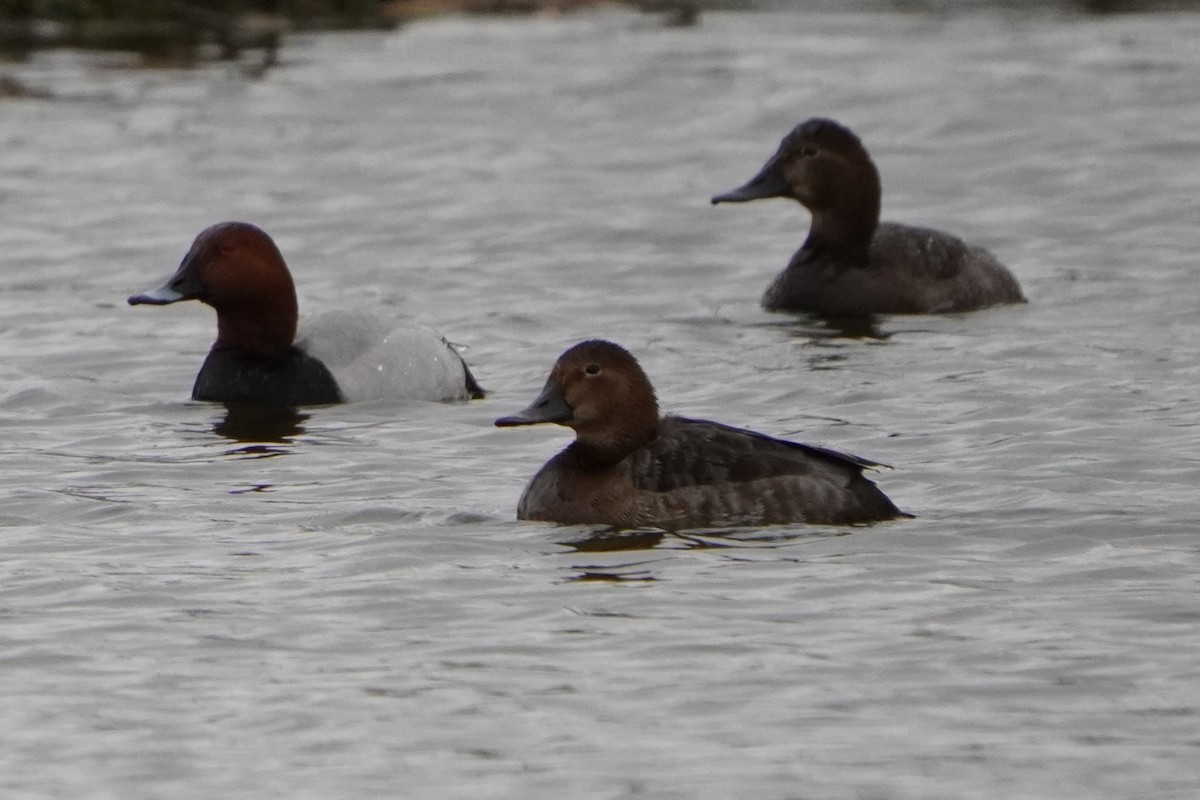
[712,118,1026,316]
[496,340,905,531]
[128,222,483,406]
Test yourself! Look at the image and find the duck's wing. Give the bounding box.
[626,416,905,526]
[872,222,978,282]
[872,222,1024,310]
[631,416,885,493]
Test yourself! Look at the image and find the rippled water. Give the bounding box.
[2,7,1199,799]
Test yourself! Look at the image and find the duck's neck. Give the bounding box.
[569,420,659,471]
[802,163,881,265]
[213,296,298,360]
[804,210,877,264]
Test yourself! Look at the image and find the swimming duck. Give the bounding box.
[712,118,1026,315]
[128,222,483,406]
[495,339,905,530]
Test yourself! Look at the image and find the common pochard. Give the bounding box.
[128,222,483,406]
[496,340,905,530]
[712,118,1026,316]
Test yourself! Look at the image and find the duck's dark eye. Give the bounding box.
[584,363,601,376]
[799,145,818,157]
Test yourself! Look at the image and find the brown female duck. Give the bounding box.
[496,340,905,530]
[712,118,1025,316]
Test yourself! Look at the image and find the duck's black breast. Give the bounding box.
[765,222,1025,316]
[192,346,343,407]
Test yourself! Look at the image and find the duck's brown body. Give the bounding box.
[764,221,1025,315]
[517,416,903,530]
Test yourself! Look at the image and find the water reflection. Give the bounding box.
[560,527,667,553]
[559,525,854,583]
[567,568,658,584]
[676,528,855,549]
[559,524,853,553]
[796,315,892,342]
[212,403,308,457]
[770,315,894,371]
[558,529,664,583]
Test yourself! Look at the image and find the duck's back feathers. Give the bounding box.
[296,310,478,403]
[634,416,883,490]
[623,416,903,527]
[868,223,1025,312]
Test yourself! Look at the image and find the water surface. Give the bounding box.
[2,7,1199,799]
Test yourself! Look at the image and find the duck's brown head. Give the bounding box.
[496,339,660,465]
[712,118,882,246]
[129,222,299,358]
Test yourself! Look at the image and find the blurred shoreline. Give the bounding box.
[1,0,1198,74]
[0,0,698,65]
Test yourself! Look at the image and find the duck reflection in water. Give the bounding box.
[808,315,890,341]
[213,402,308,457]
[557,524,856,585]
[560,527,668,553]
[559,522,855,554]
[557,528,663,584]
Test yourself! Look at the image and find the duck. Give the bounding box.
[128,222,483,407]
[495,339,905,530]
[711,117,1026,316]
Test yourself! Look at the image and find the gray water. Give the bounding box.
[2,7,1199,799]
